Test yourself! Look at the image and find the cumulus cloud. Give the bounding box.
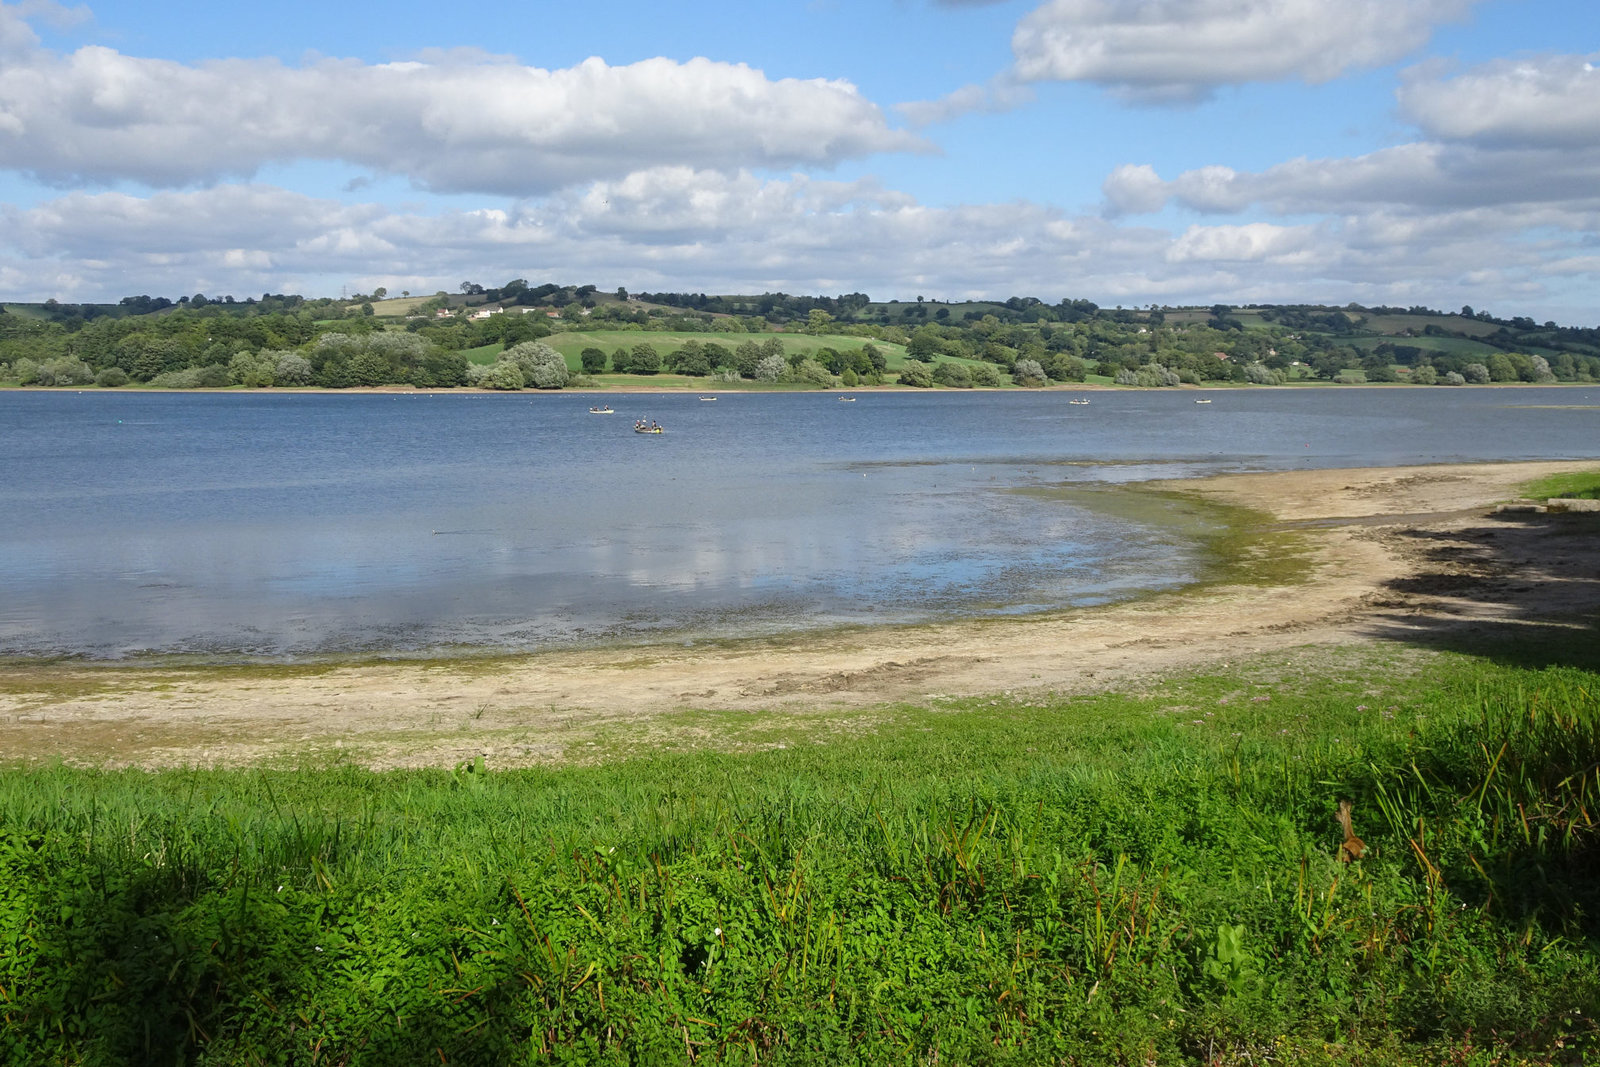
[0,35,923,194]
[1399,53,1600,147]
[1166,222,1316,262]
[3,173,1594,320]
[1011,0,1479,101]
[1101,163,1168,215]
[1118,142,1600,217]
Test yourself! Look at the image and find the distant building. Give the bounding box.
[470,306,502,320]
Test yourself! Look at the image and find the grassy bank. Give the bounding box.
[3,638,1598,1064]
[1522,470,1600,501]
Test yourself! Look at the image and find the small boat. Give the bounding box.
[634,420,665,434]
[1194,398,1213,404]
[1068,398,1091,405]
[589,405,614,414]
[837,395,857,402]
[698,395,718,401]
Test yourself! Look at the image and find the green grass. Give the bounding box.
[1362,314,1505,339]
[3,640,1598,1064]
[1522,468,1600,500]
[461,342,506,366]
[1347,335,1503,357]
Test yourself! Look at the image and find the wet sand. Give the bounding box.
[3,460,1596,768]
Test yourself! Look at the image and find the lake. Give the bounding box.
[2,386,1597,660]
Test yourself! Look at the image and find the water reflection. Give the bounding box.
[2,387,1594,659]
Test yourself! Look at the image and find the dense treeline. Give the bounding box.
[3,285,1598,390]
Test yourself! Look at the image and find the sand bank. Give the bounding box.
[4,460,1596,768]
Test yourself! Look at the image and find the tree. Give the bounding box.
[806,308,835,335]
[580,347,607,375]
[1012,358,1047,386]
[273,352,313,385]
[754,354,787,382]
[503,341,569,388]
[629,343,661,375]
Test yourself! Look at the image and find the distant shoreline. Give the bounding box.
[3,380,1596,397]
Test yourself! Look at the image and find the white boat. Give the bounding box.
[838,395,857,402]
[589,405,614,414]
[1194,398,1213,404]
[699,396,718,401]
[1068,398,1091,405]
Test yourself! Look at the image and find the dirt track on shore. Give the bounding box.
[4,460,1596,768]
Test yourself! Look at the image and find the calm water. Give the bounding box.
[2,387,1596,660]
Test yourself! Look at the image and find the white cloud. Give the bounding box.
[3,173,1594,321]
[1108,142,1600,217]
[1102,162,1170,214]
[1399,53,1600,148]
[0,36,922,194]
[897,74,1035,126]
[1167,222,1316,262]
[1012,0,1479,101]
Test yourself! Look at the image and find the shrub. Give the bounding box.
[503,342,569,389]
[898,360,934,387]
[1243,362,1285,385]
[94,367,129,388]
[1012,358,1047,386]
[791,358,834,387]
[34,358,95,386]
[1410,365,1438,385]
[1463,362,1491,384]
[1444,371,1467,386]
[754,354,787,382]
[931,361,972,388]
[969,362,1002,388]
[273,352,313,386]
[1135,364,1181,387]
[466,362,524,390]
[148,367,203,388]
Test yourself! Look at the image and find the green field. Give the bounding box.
[1346,335,1504,358]
[3,631,1598,1064]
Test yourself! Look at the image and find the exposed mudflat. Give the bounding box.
[4,460,1596,768]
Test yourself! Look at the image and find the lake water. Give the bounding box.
[2,387,1597,660]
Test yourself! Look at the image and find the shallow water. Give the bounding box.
[2,386,1596,659]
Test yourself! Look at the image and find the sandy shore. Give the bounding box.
[4,460,1596,768]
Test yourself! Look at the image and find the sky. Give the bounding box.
[0,0,1597,323]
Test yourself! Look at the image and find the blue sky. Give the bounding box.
[2,0,1597,322]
